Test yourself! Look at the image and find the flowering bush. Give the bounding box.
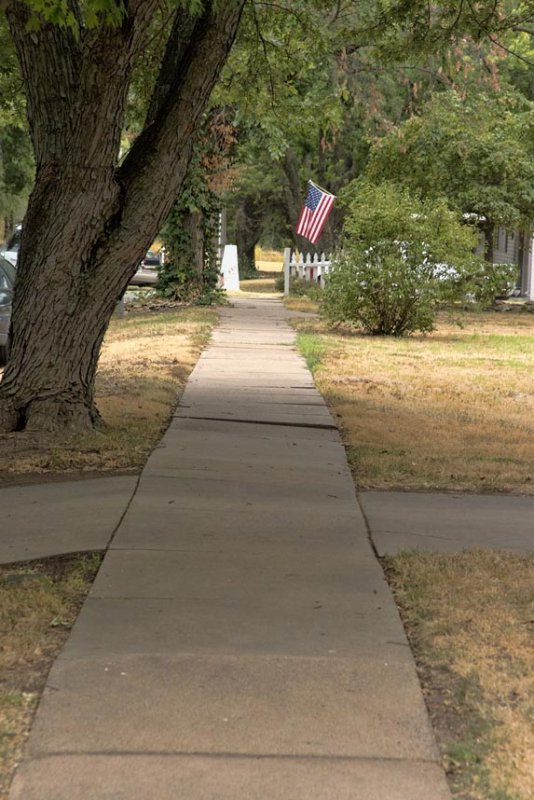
[321,182,514,336]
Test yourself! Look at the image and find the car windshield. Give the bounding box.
[0,258,16,288]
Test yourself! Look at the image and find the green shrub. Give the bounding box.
[322,181,495,336]
[275,273,322,299]
[467,262,518,306]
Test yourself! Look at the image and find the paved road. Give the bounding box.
[9,297,450,799]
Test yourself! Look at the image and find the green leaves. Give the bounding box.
[20,0,126,33]
[322,180,498,336]
[366,87,534,231]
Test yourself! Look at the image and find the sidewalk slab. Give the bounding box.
[150,426,348,467]
[27,654,437,762]
[361,490,534,554]
[89,546,382,600]
[109,504,367,552]
[9,755,452,800]
[174,407,337,428]
[0,476,137,564]
[169,416,340,441]
[10,296,450,800]
[58,594,409,660]
[133,474,358,511]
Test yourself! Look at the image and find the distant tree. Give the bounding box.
[366,88,534,261]
[158,109,235,303]
[0,126,34,235]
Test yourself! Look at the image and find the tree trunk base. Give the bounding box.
[0,396,100,434]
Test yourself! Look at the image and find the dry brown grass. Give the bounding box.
[0,553,102,798]
[239,274,280,294]
[255,246,283,271]
[283,296,320,313]
[295,309,534,493]
[386,550,534,800]
[0,307,216,482]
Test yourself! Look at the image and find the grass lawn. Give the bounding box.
[293,308,534,494]
[386,550,534,800]
[239,270,280,294]
[292,303,534,800]
[0,553,102,798]
[0,305,217,483]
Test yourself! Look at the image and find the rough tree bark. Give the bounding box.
[0,0,246,433]
[234,197,263,273]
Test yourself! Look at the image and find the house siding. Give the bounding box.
[477,226,534,299]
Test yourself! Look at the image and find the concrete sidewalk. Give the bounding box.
[0,476,137,564]
[10,297,450,799]
[360,490,534,555]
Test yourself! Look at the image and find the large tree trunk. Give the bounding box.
[234,197,263,274]
[0,0,246,433]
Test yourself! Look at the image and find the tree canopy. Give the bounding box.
[0,0,532,433]
[366,87,534,237]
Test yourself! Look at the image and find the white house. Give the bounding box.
[479,227,534,300]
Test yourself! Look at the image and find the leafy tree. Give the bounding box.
[223,2,533,260]
[0,0,247,433]
[366,88,534,261]
[158,110,233,303]
[0,16,33,234]
[322,181,512,335]
[0,0,530,433]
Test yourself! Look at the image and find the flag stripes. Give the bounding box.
[296,181,335,245]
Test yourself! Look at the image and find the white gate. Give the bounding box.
[283,248,332,295]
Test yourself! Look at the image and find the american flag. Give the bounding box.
[296,181,336,245]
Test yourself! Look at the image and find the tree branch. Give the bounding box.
[109,1,246,261]
[144,4,201,127]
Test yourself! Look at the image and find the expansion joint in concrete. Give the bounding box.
[175,415,338,431]
[34,751,442,766]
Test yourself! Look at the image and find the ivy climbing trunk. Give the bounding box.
[0,0,245,433]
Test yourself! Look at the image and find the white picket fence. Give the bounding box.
[282,248,332,295]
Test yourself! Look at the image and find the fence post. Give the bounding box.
[283,247,291,296]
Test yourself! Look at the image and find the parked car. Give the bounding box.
[0,257,16,364]
[0,225,21,267]
[130,250,161,286]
